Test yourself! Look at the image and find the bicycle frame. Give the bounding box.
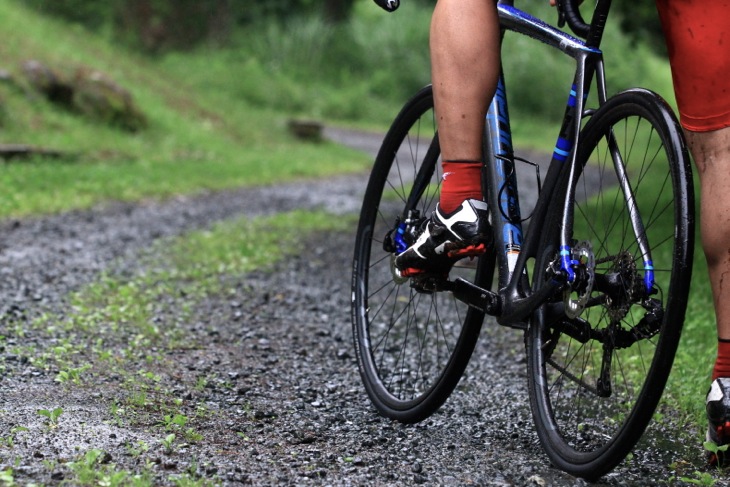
[452,0,620,327]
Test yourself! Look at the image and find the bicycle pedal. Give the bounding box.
[409,274,451,293]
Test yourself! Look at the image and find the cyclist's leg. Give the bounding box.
[430,0,500,211]
[686,128,730,465]
[430,0,499,163]
[685,129,730,345]
[657,0,730,345]
[394,0,500,276]
[657,0,730,463]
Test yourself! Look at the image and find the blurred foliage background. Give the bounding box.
[24,0,670,124]
[24,0,665,54]
[11,0,676,146]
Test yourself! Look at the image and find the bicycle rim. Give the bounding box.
[351,85,492,423]
[527,89,694,478]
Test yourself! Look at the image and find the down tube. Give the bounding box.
[483,74,524,290]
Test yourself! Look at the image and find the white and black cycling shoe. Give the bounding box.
[706,377,730,466]
[394,199,491,277]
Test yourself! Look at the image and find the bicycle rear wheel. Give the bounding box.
[526,89,694,478]
[352,85,493,423]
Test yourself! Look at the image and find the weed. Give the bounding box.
[0,468,15,486]
[97,348,114,362]
[171,473,214,487]
[183,428,203,443]
[162,413,188,431]
[161,433,176,454]
[704,440,730,466]
[674,444,728,487]
[109,401,124,416]
[125,440,150,458]
[0,427,29,448]
[194,375,208,392]
[37,407,63,427]
[679,471,718,486]
[127,391,149,408]
[138,369,162,383]
[195,405,211,419]
[55,363,92,384]
[66,448,154,487]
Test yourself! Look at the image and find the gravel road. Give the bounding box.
[0,128,706,485]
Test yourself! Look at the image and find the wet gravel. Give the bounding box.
[0,128,708,485]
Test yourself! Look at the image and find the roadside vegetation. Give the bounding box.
[0,0,721,483]
[0,1,674,218]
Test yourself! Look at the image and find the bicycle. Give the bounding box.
[351,0,694,480]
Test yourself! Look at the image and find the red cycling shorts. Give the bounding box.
[656,0,730,132]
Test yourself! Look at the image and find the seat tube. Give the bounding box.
[483,72,524,289]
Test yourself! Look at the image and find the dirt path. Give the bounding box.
[0,128,704,485]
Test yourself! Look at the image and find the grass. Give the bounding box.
[0,1,370,218]
[52,209,351,342]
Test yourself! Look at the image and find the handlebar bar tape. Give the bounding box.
[560,0,590,38]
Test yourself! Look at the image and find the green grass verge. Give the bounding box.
[0,1,370,218]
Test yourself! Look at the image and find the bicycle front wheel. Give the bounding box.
[351,85,493,423]
[526,89,694,478]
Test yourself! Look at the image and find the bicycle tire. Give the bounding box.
[526,89,694,478]
[351,85,494,423]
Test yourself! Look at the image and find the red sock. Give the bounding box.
[440,161,483,213]
[712,339,730,381]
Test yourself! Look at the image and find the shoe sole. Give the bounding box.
[398,243,487,277]
[447,242,487,259]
